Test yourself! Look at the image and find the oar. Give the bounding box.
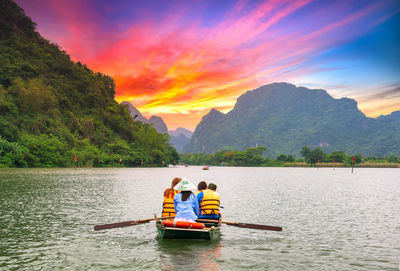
[94,216,173,231]
[197,219,282,231]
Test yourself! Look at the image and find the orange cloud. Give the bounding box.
[17,0,399,130]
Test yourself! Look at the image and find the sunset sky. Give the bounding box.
[16,0,400,130]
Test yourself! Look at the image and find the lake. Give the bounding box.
[0,167,399,270]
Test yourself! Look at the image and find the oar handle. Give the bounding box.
[221,221,238,225]
[197,219,283,231]
[94,216,174,231]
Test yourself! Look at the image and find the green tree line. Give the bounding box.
[181,147,276,166]
[180,146,400,167]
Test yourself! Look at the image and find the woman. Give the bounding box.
[161,177,181,218]
[173,179,199,222]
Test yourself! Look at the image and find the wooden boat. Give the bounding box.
[156,219,221,240]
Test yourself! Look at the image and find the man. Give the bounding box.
[197,183,220,220]
[196,181,207,195]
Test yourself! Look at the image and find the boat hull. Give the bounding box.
[156,221,220,240]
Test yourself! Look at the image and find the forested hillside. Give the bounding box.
[0,0,178,167]
[184,83,400,157]
[121,101,168,133]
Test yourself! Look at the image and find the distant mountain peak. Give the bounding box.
[148,116,168,133]
[169,127,193,138]
[203,108,225,122]
[378,110,400,123]
[121,101,168,133]
[121,101,147,122]
[210,108,223,114]
[183,82,400,156]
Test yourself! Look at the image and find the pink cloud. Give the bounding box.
[15,0,399,129]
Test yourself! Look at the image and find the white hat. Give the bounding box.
[174,178,196,191]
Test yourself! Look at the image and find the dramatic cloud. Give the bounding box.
[17,0,400,129]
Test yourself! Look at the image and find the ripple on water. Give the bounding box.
[0,167,399,270]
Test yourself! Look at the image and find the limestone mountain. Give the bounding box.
[168,128,192,152]
[148,116,168,134]
[169,133,190,152]
[169,127,193,139]
[378,110,400,124]
[184,83,400,157]
[120,101,147,123]
[120,102,194,151]
[121,101,168,133]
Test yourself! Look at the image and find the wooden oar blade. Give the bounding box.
[225,222,282,231]
[94,216,173,231]
[94,220,149,231]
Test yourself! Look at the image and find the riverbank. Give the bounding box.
[285,162,400,168]
[178,162,400,168]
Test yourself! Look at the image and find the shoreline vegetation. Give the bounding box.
[285,162,399,168]
[180,146,400,168]
[2,143,400,168]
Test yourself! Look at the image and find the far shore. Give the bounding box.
[1,163,399,169]
[284,162,400,168]
[178,163,400,168]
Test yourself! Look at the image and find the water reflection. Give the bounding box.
[1,168,399,270]
[157,239,223,271]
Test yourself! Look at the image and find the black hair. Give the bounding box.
[197,181,207,190]
[181,191,192,201]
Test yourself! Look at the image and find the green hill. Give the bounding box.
[184,83,400,157]
[0,0,178,167]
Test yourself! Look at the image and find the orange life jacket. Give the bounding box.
[162,190,178,217]
[200,189,220,215]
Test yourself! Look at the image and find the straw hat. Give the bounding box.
[174,178,196,191]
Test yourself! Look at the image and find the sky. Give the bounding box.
[16,0,400,131]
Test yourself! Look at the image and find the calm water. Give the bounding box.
[0,167,399,270]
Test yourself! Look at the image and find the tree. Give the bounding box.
[276,154,288,162]
[353,153,362,164]
[309,148,324,164]
[329,151,347,163]
[245,146,267,157]
[301,146,323,164]
[276,154,295,162]
[387,153,398,163]
[301,146,311,159]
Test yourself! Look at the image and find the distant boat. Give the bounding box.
[202,166,210,170]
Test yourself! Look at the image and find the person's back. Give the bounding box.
[173,179,199,222]
[198,183,220,219]
[162,177,181,218]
